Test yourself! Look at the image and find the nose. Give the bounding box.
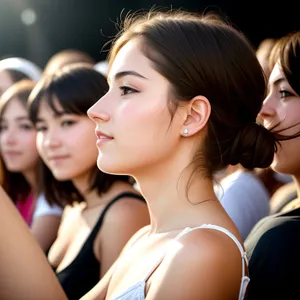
[87,96,110,123]
[258,93,277,122]
[2,127,17,145]
[40,127,62,150]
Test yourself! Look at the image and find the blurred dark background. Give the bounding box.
[0,0,299,68]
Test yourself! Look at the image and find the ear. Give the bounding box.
[181,96,211,136]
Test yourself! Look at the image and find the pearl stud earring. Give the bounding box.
[183,128,188,135]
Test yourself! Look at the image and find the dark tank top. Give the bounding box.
[55,192,145,300]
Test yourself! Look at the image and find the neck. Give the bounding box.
[134,149,218,234]
[22,168,37,195]
[72,171,109,209]
[72,170,93,195]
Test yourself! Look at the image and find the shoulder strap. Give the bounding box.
[176,224,250,300]
[91,192,145,237]
[143,224,249,300]
[179,224,246,258]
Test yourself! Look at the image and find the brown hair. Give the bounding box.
[108,10,276,178]
[44,49,96,76]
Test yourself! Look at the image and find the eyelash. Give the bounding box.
[36,126,47,132]
[279,90,292,98]
[0,124,33,131]
[36,120,77,132]
[61,120,76,127]
[119,86,138,96]
[20,124,34,131]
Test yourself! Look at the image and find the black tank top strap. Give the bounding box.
[89,192,145,239]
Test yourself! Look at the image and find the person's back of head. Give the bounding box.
[43,49,96,76]
[0,57,42,96]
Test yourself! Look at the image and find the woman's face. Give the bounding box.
[259,63,300,176]
[36,98,98,181]
[87,40,184,177]
[0,98,39,173]
[0,70,14,96]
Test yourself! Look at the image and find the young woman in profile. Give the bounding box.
[28,63,149,299]
[0,10,278,300]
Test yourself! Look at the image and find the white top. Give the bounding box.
[215,170,270,240]
[113,224,249,300]
[32,194,63,222]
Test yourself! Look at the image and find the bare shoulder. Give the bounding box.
[147,228,243,300]
[93,197,150,262]
[103,196,149,224]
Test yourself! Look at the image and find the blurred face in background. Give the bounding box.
[0,98,39,173]
[36,98,98,182]
[259,63,300,176]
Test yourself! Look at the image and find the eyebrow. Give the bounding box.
[271,77,285,86]
[16,116,31,121]
[35,111,71,123]
[114,70,148,81]
[0,116,30,122]
[268,77,286,91]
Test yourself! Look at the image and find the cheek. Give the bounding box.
[36,134,46,158]
[74,127,98,157]
[0,135,5,148]
[117,101,170,138]
[24,132,37,149]
[279,105,300,135]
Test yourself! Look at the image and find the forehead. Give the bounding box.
[1,98,26,117]
[108,40,152,81]
[269,63,286,85]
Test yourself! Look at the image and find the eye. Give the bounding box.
[61,120,76,127]
[19,123,34,131]
[279,90,292,98]
[119,86,138,96]
[0,124,7,132]
[36,125,47,132]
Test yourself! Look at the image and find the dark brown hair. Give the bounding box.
[108,10,276,178]
[0,80,37,203]
[29,63,130,207]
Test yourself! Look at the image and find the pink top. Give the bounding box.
[16,193,35,227]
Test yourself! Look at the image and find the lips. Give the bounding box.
[48,155,70,162]
[95,129,113,147]
[3,150,22,156]
[95,129,113,140]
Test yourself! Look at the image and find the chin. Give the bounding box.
[97,158,130,176]
[52,172,73,181]
[6,166,23,172]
